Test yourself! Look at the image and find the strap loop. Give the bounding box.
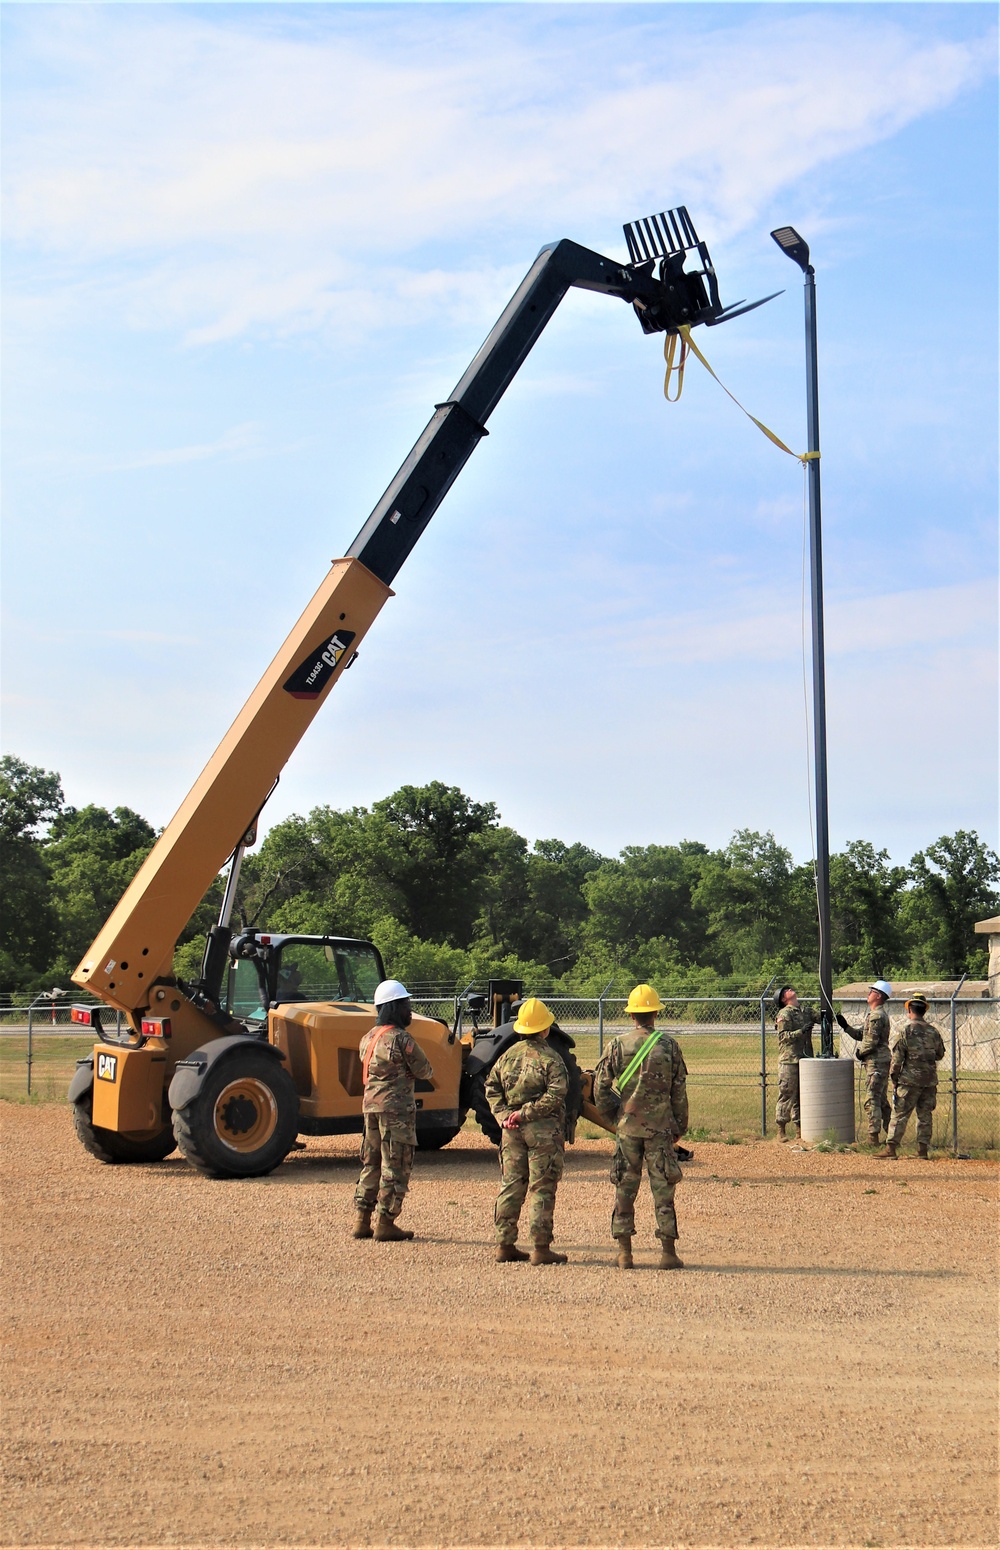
[666,324,820,467]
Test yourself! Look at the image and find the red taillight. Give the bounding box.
[141,1017,172,1039]
[71,1006,93,1025]
[259,934,271,945]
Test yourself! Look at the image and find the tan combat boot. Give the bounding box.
[530,1244,568,1265]
[776,1122,788,1142]
[917,1142,929,1159]
[374,1214,414,1241]
[615,1235,634,1270]
[878,1140,898,1160]
[657,1239,684,1270]
[352,1209,373,1239]
[495,1243,530,1263]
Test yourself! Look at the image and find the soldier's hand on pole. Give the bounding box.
[835,1013,850,1032]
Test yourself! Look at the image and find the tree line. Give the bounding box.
[2,754,997,1000]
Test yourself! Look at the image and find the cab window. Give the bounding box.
[275,942,382,1004]
[225,958,267,1026]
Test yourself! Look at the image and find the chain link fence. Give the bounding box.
[4,992,997,1154]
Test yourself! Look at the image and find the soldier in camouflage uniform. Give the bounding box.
[593,984,688,1270]
[881,994,945,1159]
[836,979,893,1146]
[773,985,817,1141]
[485,996,569,1266]
[353,978,433,1242]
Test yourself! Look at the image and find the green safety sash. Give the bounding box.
[612,1027,663,1095]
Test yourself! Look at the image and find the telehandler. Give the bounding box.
[68,207,774,1176]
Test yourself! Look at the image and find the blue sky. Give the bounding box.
[2,2,997,868]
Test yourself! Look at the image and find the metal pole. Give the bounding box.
[804,267,834,1058]
[26,1007,33,1095]
[597,980,614,1056]
[760,975,777,1136]
[950,973,967,1156]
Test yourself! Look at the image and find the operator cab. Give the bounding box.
[224,931,386,1028]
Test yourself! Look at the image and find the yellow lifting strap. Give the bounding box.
[664,324,820,467]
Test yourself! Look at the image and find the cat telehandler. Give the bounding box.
[68,207,774,1176]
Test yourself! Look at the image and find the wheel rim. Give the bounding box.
[213,1077,278,1153]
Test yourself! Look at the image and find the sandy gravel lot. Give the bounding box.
[1,1105,996,1550]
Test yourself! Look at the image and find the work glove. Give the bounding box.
[835,1013,850,1032]
[854,1045,865,1062]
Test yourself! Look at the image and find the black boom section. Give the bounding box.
[347,240,631,588]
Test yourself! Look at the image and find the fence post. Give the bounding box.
[27,1006,33,1096]
[759,976,777,1137]
[950,973,967,1156]
[597,980,614,1057]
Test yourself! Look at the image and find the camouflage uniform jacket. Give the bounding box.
[593,1029,688,1140]
[845,1003,891,1069]
[775,1004,817,1063]
[485,1038,567,1128]
[889,1018,945,1087]
[359,1024,433,1125]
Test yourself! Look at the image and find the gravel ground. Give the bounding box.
[1,1105,997,1549]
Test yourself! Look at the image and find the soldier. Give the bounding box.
[485,996,569,1266]
[352,978,433,1242]
[593,984,688,1271]
[881,993,945,1159]
[773,985,817,1141]
[836,979,893,1147]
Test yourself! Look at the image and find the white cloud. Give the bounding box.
[617,579,998,667]
[3,8,994,341]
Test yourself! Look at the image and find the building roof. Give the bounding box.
[834,981,989,1000]
[974,916,1000,934]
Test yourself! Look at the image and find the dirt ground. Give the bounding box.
[1,1105,997,1550]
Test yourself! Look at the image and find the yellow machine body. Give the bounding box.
[91,1042,168,1134]
[270,1004,461,1123]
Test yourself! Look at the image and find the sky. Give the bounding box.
[2,1,997,870]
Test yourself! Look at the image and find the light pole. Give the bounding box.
[770,225,833,1058]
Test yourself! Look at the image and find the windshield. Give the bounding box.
[275,942,382,1004]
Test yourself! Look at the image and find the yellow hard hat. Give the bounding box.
[626,983,664,1015]
[905,992,928,1012]
[512,996,555,1036]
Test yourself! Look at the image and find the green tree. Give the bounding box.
[44,804,157,973]
[829,840,906,980]
[0,756,64,991]
[583,841,711,964]
[694,830,814,976]
[900,831,999,977]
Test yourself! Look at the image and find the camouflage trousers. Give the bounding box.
[887,1081,937,1147]
[775,1063,801,1126]
[354,1114,415,1219]
[610,1134,682,1242]
[494,1121,565,1246]
[861,1061,892,1139]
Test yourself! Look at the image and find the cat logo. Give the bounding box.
[96,1053,118,1083]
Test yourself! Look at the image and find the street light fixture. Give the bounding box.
[770,224,833,1058]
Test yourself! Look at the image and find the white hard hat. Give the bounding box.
[870,980,893,998]
[373,978,410,1006]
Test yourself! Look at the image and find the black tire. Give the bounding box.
[467,1029,585,1146]
[72,1093,177,1164]
[172,1048,299,1178]
[547,1026,584,1143]
[415,1124,464,1151]
[468,1070,502,1145]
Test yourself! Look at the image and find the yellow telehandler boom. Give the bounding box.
[68,211,775,1175]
